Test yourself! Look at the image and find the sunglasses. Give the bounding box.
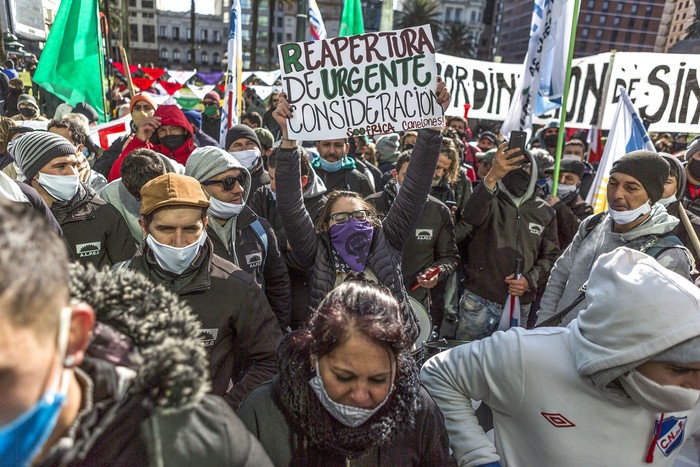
[329,210,370,224]
[203,101,218,107]
[202,173,247,191]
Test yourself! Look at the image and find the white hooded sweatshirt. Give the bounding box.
[422,247,700,466]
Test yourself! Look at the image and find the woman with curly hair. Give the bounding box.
[238,280,455,466]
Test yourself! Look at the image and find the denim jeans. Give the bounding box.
[455,289,530,341]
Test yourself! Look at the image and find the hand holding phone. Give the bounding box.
[507,131,528,166]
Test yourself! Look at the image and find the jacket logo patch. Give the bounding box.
[541,412,575,428]
[529,223,544,236]
[199,328,219,347]
[656,416,686,457]
[245,252,263,268]
[76,242,101,258]
[416,229,433,240]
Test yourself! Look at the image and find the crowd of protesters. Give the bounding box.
[2,68,700,467]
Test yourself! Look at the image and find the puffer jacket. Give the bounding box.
[50,182,136,268]
[127,239,282,409]
[40,264,273,466]
[275,129,443,342]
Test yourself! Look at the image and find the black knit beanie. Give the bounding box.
[224,124,261,152]
[609,150,669,204]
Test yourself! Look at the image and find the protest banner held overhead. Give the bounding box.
[278,25,445,140]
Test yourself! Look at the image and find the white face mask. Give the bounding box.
[608,201,651,225]
[37,173,80,202]
[620,369,700,413]
[146,232,207,275]
[658,194,677,207]
[208,196,244,220]
[229,148,261,170]
[308,361,393,428]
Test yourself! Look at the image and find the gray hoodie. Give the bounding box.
[538,203,691,325]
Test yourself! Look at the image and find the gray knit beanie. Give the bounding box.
[185,146,244,182]
[12,131,77,181]
[609,150,669,204]
[376,133,400,158]
[685,136,700,161]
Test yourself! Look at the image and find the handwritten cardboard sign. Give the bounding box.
[278,25,444,140]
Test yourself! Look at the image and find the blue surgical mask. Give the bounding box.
[146,232,207,275]
[208,196,244,220]
[608,201,651,225]
[317,157,343,173]
[0,308,72,467]
[229,148,260,170]
[37,173,80,202]
[308,361,392,427]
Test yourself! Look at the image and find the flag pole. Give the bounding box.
[118,43,136,97]
[96,1,108,122]
[551,0,581,196]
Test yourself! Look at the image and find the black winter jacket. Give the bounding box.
[209,206,291,329]
[44,264,273,466]
[366,185,459,306]
[51,183,135,268]
[461,181,560,305]
[275,130,442,341]
[128,240,282,409]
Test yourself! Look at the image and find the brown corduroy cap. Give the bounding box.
[139,173,210,215]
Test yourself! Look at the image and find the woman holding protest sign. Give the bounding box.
[238,280,455,465]
[271,77,449,343]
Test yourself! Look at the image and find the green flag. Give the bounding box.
[339,0,365,36]
[34,0,106,122]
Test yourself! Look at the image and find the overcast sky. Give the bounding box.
[162,0,217,15]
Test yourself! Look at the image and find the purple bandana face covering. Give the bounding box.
[329,219,374,272]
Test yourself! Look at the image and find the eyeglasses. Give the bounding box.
[202,173,247,191]
[329,210,370,224]
[202,101,218,107]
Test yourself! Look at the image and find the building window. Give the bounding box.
[610,29,618,43]
[613,16,620,26]
[616,2,623,12]
[187,49,193,63]
[129,0,135,6]
[213,52,220,63]
[587,0,594,8]
[602,1,609,10]
[142,0,153,7]
[159,25,166,38]
[160,48,168,60]
[470,10,477,23]
[454,8,461,22]
[631,4,638,14]
[582,28,589,37]
[584,14,591,23]
[129,24,138,42]
[201,51,208,64]
[599,15,606,25]
[186,28,192,40]
[173,26,180,40]
[214,30,221,42]
[286,33,292,41]
[173,49,181,61]
[596,29,603,39]
[445,7,452,22]
[142,25,155,43]
[201,29,208,41]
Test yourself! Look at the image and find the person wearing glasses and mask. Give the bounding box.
[200,91,222,142]
[186,146,291,331]
[239,280,455,466]
[271,78,450,343]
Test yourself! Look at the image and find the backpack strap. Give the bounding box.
[250,219,268,267]
[583,212,606,239]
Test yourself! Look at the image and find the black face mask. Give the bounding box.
[688,158,700,181]
[160,134,188,151]
[544,134,558,147]
[502,169,530,197]
[19,107,37,118]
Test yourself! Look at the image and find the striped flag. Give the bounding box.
[220,0,243,147]
[498,293,521,331]
[309,0,327,40]
[501,0,577,135]
[585,87,655,213]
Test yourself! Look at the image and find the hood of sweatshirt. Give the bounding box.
[569,247,700,389]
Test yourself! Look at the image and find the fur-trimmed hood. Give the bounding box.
[69,263,209,411]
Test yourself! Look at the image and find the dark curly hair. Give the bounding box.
[316,190,381,232]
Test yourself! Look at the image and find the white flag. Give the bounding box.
[501,0,577,136]
[586,87,656,213]
[220,0,242,147]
